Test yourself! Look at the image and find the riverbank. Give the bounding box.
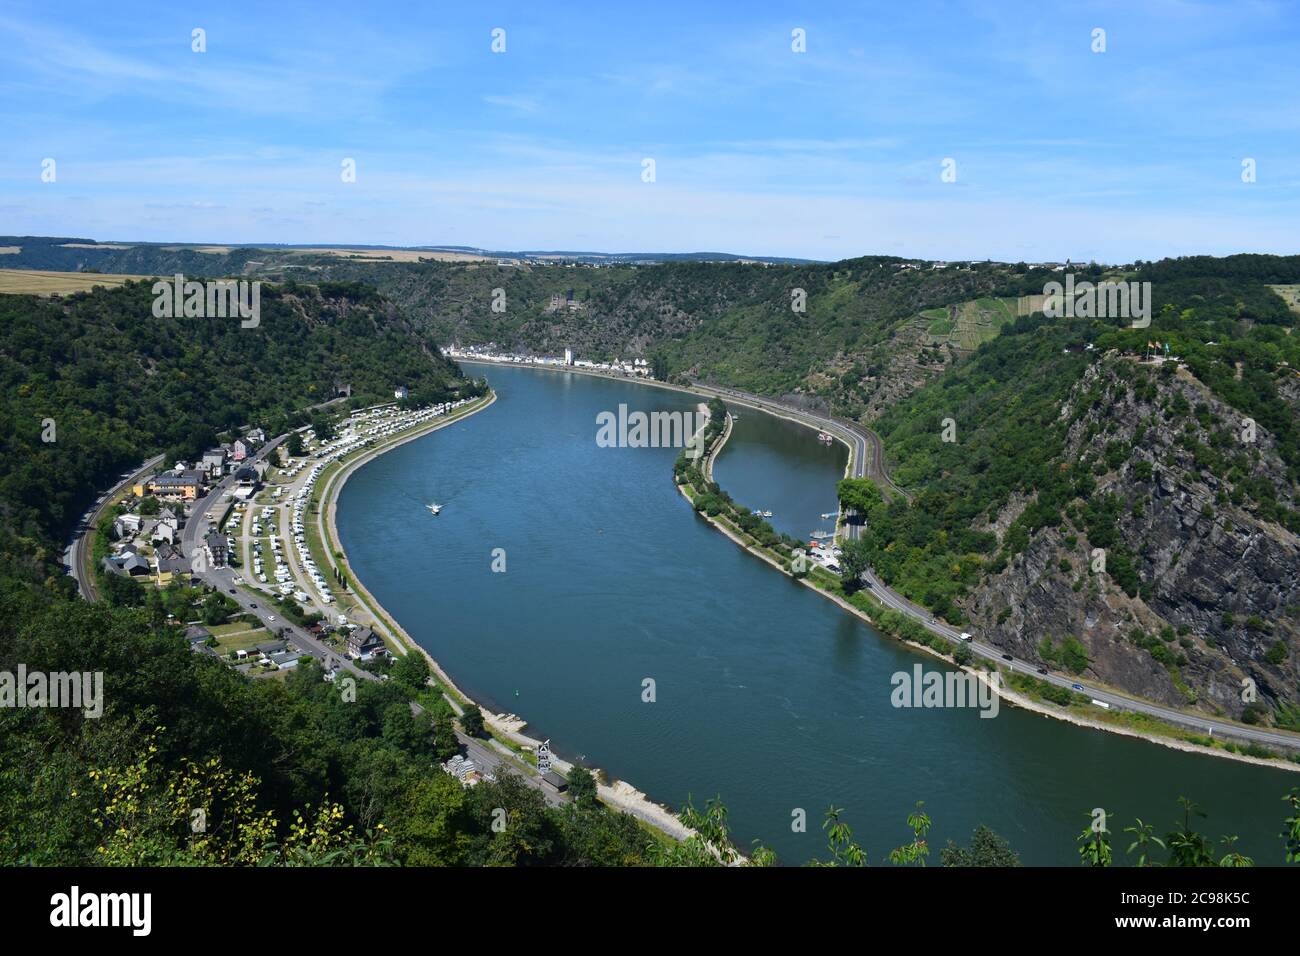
[675,399,1300,774]
[458,359,861,470]
[316,388,698,843]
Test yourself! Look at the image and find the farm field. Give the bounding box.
[919,296,1018,350]
[1269,284,1300,317]
[0,269,138,295]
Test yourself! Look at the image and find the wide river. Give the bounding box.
[337,363,1295,865]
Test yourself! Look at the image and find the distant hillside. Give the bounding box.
[313,255,1069,417]
[0,238,1108,421]
[0,236,814,272]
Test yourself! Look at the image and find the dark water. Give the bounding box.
[712,410,847,543]
[337,363,1296,865]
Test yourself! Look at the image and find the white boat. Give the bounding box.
[427,503,442,515]
[761,510,773,518]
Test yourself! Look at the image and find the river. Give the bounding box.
[336,362,1295,865]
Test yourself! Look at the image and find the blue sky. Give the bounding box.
[1,0,1297,262]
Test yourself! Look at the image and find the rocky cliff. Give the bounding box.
[967,356,1299,722]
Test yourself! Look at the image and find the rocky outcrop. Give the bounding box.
[967,357,1299,721]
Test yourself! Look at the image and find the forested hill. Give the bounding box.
[0,279,466,587]
[851,259,1300,724]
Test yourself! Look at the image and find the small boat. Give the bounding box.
[817,432,833,443]
[761,510,773,518]
[811,530,832,539]
[820,512,839,520]
[427,503,442,515]
[752,509,763,516]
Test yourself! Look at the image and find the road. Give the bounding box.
[692,382,1300,754]
[686,381,911,502]
[65,453,165,600]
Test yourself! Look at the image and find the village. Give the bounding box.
[97,395,477,679]
[442,343,652,378]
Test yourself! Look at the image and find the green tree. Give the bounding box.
[1077,810,1112,867]
[1165,797,1214,867]
[566,765,598,809]
[311,414,336,442]
[940,825,1021,867]
[1123,818,1166,867]
[836,477,883,514]
[459,704,486,738]
[1217,835,1253,868]
[431,714,460,762]
[888,801,933,866]
[650,796,746,867]
[1283,789,1300,864]
[391,773,473,866]
[815,805,866,867]
[471,770,558,866]
[838,537,871,593]
[390,650,431,691]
